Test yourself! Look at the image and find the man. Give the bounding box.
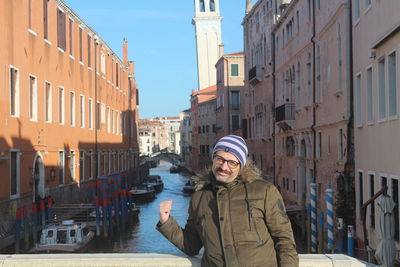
[157,135,299,267]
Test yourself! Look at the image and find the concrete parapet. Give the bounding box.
[0,253,379,267]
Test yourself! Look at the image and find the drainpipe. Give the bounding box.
[272,31,276,186]
[345,0,355,224]
[311,0,316,185]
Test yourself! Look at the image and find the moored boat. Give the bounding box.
[30,220,94,253]
[129,185,156,202]
[142,175,164,193]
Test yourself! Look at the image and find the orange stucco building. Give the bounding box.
[0,0,140,240]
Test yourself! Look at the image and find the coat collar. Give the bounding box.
[193,160,262,191]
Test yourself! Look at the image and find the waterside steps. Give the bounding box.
[0,254,379,267]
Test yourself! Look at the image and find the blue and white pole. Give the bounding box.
[310,183,318,253]
[326,186,334,252]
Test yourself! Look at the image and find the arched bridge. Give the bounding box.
[143,152,185,166]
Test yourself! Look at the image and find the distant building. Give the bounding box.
[138,119,168,156]
[179,109,192,169]
[0,0,140,242]
[215,49,245,139]
[190,86,217,171]
[156,117,181,154]
[192,0,222,90]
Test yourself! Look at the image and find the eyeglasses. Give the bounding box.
[213,155,240,169]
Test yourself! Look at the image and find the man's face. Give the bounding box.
[212,150,241,184]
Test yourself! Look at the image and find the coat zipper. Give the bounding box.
[250,207,265,246]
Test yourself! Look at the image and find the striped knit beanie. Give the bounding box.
[212,135,248,168]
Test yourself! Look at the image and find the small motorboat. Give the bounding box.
[142,175,164,193]
[183,180,196,194]
[30,220,94,253]
[169,165,182,173]
[129,185,156,202]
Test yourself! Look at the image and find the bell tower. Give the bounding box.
[192,0,222,90]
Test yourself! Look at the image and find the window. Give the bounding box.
[10,66,20,116]
[354,0,360,21]
[392,178,399,241]
[231,91,240,109]
[58,151,65,185]
[379,58,386,119]
[107,107,111,133]
[69,18,73,56]
[355,74,362,125]
[317,0,320,10]
[100,52,106,74]
[79,27,83,62]
[57,8,66,51]
[10,151,20,196]
[231,115,240,130]
[79,95,85,128]
[69,151,75,183]
[317,132,322,158]
[101,104,106,125]
[200,0,205,12]
[316,45,321,103]
[28,0,33,30]
[359,171,363,216]
[58,87,65,124]
[365,0,371,9]
[337,24,343,92]
[70,91,75,126]
[366,67,373,122]
[231,64,239,76]
[96,102,100,130]
[369,174,375,228]
[45,81,52,122]
[29,75,38,121]
[88,98,93,129]
[307,54,312,106]
[388,52,397,117]
[210,0,215,12]
[307,0,311,20]
[115,63,119,87]
[79,151,84,181]
[87,35,91,68]
[338,129,344,160]
[296,11,300,32]
[43,0,49,39]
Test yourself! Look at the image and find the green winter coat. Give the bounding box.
[157,162,299,267]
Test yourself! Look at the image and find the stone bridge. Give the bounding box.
[146,152,185,166]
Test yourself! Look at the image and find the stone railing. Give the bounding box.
[0,253,379,266]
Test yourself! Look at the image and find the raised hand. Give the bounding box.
[159,200,172,224]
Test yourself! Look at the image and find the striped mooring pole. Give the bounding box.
[326,186,334,252]
[310,183,317,253]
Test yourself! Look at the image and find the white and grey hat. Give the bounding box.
[212,135,248,168]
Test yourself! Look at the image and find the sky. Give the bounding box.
[65,0,246,119]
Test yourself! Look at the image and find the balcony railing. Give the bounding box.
[0,253,379,266]
[248,65,263,85]
[275,103,295,130]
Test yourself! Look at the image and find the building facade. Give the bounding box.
[242,0,275,181]
[272,0,353,251]
[353,0,400,252]
[215,50,245,139]
[0,0,140,241]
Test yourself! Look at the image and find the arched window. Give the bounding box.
[210,0,215,12]
[200,0,205,12]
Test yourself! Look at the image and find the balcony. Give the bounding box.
[248,65,263,85]
[276,103,295,130]
[0,253,378,266]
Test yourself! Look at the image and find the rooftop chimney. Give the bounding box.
[246,0,253,14]
[219,44,224,58]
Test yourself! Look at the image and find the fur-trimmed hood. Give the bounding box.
[192,159,262,191]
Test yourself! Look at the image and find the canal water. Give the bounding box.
[87,160,190,254]
[86,160,306,254]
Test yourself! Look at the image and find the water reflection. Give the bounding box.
[87,161,191,254]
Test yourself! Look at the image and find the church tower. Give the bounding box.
[192,0,222,90]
